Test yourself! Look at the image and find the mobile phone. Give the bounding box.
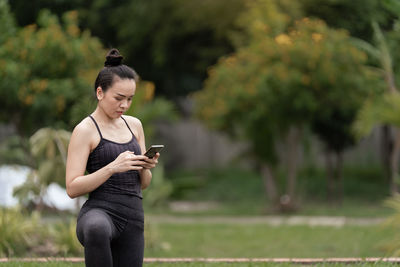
[144,145,164,158]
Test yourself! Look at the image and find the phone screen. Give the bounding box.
[144,145,164,158]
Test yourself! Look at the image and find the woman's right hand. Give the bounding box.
[109,150,147,174]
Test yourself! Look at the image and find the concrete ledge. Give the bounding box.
[1,257,400,263]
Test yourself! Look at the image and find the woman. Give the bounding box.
[66,48,159,267]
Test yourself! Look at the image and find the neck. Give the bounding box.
[92,106,120,124]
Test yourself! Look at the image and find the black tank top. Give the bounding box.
[86,115,142,199]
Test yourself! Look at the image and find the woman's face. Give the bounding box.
[97,77,136,118]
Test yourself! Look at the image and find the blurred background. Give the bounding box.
[2,0,400,261]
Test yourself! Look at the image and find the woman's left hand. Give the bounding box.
[141,153,160,169]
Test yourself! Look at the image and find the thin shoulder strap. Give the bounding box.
[121,116,134,136]
[88,115,103,139]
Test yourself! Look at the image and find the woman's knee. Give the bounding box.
[78,210,113,245]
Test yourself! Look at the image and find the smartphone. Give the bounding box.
[144,145,164,158]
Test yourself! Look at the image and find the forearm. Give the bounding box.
[140,169,152,189]
[67,164,114,198]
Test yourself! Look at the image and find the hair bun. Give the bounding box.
[104,48,123,67]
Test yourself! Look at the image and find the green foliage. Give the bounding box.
[381,194,400,256]
[13,128,71,208]
[236,0,303,42]
[78,0,246,97]
[301,0,393,42]
[0,135,33,166]
[51,219,83,256]
[354,93,400,139]
[0,6,104,135]
[0,208,41,257]
[125,80,179,141]
[0,0,16,45]
[144,221,171,253]
[195,0,378,163]
[142,162,173,208]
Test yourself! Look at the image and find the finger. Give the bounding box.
[129,166,143,170]
[142,164,155,170]
[142,161,156,168]
[144,157,158,165]
[130,160,147,166]
[131,155,148,161]
[122,151,134,158]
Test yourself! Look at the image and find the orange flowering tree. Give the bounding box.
[0,8,104,135]
[195,0,380,210]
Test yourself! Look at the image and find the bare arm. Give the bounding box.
[65,120,145,198]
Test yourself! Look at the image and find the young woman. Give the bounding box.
[66,48,159,267]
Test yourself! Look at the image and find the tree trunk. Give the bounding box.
[381,125,393,183]
[334,151,343,205]
[285,126,301,209]
[260,163,279,208]
[325,151,335,203]
[390,128,400,195]
[326,150,343,204]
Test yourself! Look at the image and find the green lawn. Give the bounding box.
[0,221,397,266]
[1,262,400,267]
[144,223,395,258]
[162,165,393,217]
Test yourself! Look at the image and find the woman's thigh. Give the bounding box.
[76,208,116,245]
[111,219,144,267]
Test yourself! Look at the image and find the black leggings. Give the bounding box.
[76,193,144,267]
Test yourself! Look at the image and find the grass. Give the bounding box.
[143,264,400,267]
[1,262,400,267]
[1,164,396,264]
[144,223,395,258]
[0,263,81,267]
[161,165,393,217]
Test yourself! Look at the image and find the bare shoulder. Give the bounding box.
[122,115,144,138]
[123,115,143,128]
[70,117,99,150]
[72,117,97,137]
[124,115,143,129]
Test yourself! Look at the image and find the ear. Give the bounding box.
[96,86,104,100]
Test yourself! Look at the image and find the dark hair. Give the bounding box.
[94,48,139,94]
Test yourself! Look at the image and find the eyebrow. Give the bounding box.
[116,93,135,98]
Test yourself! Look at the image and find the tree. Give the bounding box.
[0,8,104,136]
[0,0,16,45]
[76,0,246,98]
[194,0,378,210]
[352,0,400,195]
[8,0,81,27]
[13,128,71,210]
[353,25,400,195]
[301,0,393,42]
[8,0,252,99]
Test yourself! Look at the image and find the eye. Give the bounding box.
[128,97,133,101]
[115,97,123,101]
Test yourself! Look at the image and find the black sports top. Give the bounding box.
[86,115,142,199]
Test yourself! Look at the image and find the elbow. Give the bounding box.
[66,189,77,199]
[141,169,152,190]
[66,184,78,199]
[141,178,152,190]
[141,183,149,190]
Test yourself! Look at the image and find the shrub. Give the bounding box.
[51,218,83,256]
[0,208,40,256]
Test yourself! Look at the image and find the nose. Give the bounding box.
[120,99,129,109]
